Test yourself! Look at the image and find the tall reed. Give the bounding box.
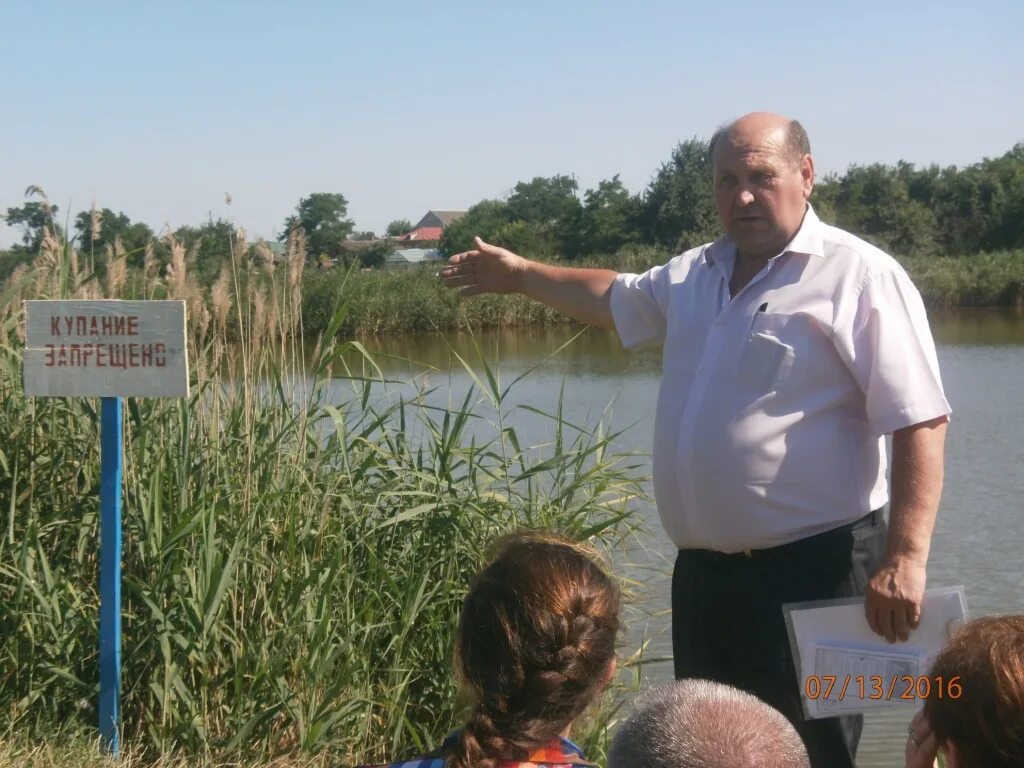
[0,200,647,764]
[300,246,1024,339]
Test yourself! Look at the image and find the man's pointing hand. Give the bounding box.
[439,236,526,296]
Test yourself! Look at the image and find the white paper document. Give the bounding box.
[783,586,968,719]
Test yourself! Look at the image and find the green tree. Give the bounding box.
[0,248,33,283]
[281,193,354,260]
[385,219,412,237]
[929,145,1024,253]
[506,175,584,258]
[898,161,944,207]
[640,138,719,251]
[834,164,938,257]
[932,167,996,253]
[579,175,643,255]
[73,208,155,268]
[355,241,393,269]
[506,175,580,224]
[4,201,59,250]
[173,219,236,286]
[810,173,841,223]
[440,200,512,255]
[989,143,1024,250]
[351,230,377,241]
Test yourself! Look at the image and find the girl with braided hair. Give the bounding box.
[359,531,620,768]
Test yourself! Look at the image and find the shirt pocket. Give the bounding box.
[737,312,797,392]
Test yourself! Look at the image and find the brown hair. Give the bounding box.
[924,615,1024,768]
[445,531,620,768]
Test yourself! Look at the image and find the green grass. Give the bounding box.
[0,233,649,765]
[0,729,335,767]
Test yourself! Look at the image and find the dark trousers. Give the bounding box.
[671,509,887,768]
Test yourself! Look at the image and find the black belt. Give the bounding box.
[685,508,883,562]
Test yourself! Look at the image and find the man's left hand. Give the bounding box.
[865,556,927,642]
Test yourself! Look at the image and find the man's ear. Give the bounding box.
[801,154,815,198]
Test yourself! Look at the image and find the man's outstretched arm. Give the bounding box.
[865,415,948,643]
[439,237,619,330]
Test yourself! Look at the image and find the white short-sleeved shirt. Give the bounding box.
[610,206,951,553]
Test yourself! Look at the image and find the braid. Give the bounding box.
[518,595,617,720]
[448,532,620,768]
[447,708,506,768]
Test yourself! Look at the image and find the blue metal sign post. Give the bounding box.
[99,396,123,755]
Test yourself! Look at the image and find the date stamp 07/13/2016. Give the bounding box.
[804,674,962,702]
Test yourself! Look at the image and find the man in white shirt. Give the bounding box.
[440,112,950,768]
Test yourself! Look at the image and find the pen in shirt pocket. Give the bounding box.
[749,302,768,335]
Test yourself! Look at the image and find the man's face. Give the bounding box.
[712,129,813,261]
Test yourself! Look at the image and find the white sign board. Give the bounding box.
[24,300,189,397]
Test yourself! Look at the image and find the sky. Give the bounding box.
[1,0,1021,248]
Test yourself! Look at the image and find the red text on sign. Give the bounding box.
[44,343,168,368]
[49,315,140,337]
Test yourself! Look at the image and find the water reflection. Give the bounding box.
[361,324,661,378]
[353,308,1024,378]
[930,307,1024,345]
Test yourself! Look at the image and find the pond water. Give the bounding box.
[350,308,1023,768]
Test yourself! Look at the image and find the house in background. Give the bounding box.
[320,210,467,269]
[398,210,466,243]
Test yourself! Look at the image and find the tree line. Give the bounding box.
[3,138,1022,287]
[0,192,414,285]
[441,139,1024,260]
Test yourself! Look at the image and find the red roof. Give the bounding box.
[398,226,443,242]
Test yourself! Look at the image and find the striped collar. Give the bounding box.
[358,733,592,767]
[440,732,589,764]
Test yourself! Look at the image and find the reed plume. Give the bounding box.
[165,234,188,299]
[89,200,103,244]
[105,237,128,298]
[211,264,233,336]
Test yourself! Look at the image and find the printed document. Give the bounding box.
[783,587,967,719]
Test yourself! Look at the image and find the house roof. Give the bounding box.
[398,227,443,242]
[430,210,466,226]
[413,210,466,229]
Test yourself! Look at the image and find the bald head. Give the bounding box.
[709,112,811,170]
[708,112,815,261]
[609,679,810,768]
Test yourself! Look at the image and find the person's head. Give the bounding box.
[709,112,814,262]
[608,679,810,768]
[448,531,620,768]
[924,615,1024,768]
